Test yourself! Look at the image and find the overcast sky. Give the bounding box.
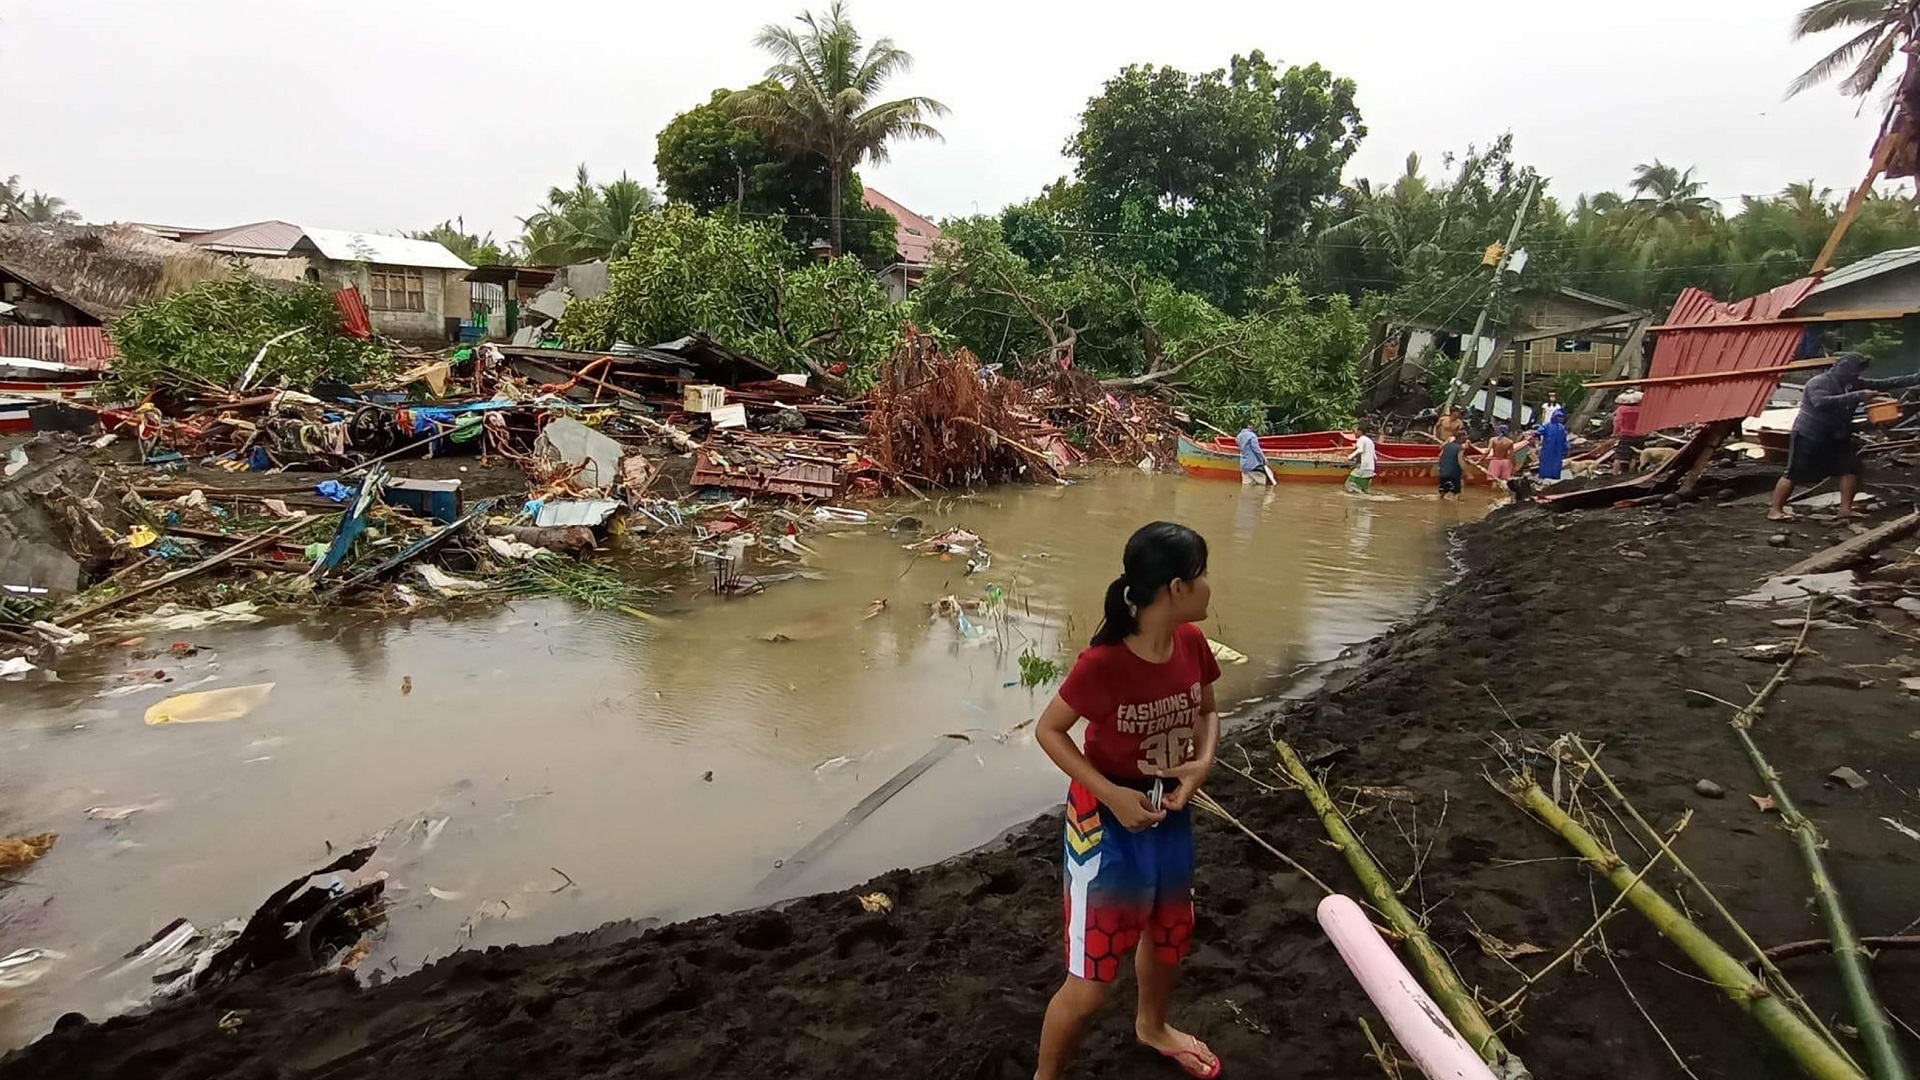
[0,0,1890,241]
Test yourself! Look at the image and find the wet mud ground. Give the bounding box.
[6,462,1920,1079]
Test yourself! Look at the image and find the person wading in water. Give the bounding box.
[1032,522,1222,1080]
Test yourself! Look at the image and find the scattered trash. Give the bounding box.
[120,918,199,968]
[1208,638,1249,665]
[814,506,869,524]
[535,417,623,489]
[414,565,486,594]
[858,891,894,914]
[0,833,57,872]
[0,948,64,990]
[3,446,27,478]
[1901,677,1920,694]
[401,675,413,695]
[0,656,37,680]
[1736,642,1796,660]
[1884,818,1920,844]
[1751,793,1778,813]
[145,682,276,725]
[1728,571,1861,608]
[86,802,162,821]
[427,887,465,901]
[109,602,264,634]
[486,536,550,561]
[1827,766,1870,791]
[864,598,888,619]
[1471,930,1547,961]
[1694,779,1726,798]
[126,524,160,549]
[534,499,621,529]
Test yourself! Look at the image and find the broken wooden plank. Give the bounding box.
[1584,358,1836,390]
[54,517,314,627]
[1777,510,1920,577]
[322,497,499,597]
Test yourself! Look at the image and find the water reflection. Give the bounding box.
[0,470,1483,1048]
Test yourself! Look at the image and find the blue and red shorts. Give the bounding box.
[1061,779,1195,982]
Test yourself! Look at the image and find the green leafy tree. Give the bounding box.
[107,278,389,400]
[654,85,897,263]
[517,165,658,264]
[1790,0,1920,98]
[557,204,900,387]
[731,1,946,257]
[1067,52,1361,312]
[409,218,504,266]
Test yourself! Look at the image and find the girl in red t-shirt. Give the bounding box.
[1033,521,1223,1079]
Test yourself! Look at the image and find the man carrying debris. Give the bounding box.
[1769,352,1920,521]
[1236,423,1275,485]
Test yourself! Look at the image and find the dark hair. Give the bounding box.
[1091,522,1209,646]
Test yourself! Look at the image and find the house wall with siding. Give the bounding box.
[308,258,463,342]
[1506,293,1631,378]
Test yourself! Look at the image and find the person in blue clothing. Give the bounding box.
[1536,409,1570,482]
[1769,352,1920,520]
[1236,423,1275,485]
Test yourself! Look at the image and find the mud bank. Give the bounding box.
[7,464,1919,1080]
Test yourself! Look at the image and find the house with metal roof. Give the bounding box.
[861,187,940,301]
[146,221,474,343]
[1788,245,1920,376]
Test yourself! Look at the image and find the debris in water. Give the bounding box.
[0,948,64,990]
[401,675,413,696]
[858,891,894,914]
[145,683,276,725]
[0,833,57,872]
[1208,638,1250,665]
[0,656,36,680]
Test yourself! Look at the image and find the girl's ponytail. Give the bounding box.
[1091,575,1139,646]
[1089,521,1208,646]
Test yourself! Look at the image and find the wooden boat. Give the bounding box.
[0,397,35,434]
[0,359,99,403]
[1177,431,1442,485]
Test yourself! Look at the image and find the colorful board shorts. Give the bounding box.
[1486,458,1514,481]
[1062,779,1195,982]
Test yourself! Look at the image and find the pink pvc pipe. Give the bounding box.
[1317,894,1500,1080]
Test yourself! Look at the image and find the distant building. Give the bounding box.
[862,188,940,301]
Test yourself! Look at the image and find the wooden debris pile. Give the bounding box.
[862,328,1063,494]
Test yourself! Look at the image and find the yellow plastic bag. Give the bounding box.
[144,683,276,726]
[126,525,159,549]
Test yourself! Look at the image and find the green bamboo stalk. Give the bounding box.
[1572,737,1861,1073]
[1730,724,1912,1080]
[1513,779,1867,1080]
[1726,614,1910,1080]
[1275,738,1529,1080]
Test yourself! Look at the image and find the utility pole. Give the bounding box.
[1444,177,1539,415]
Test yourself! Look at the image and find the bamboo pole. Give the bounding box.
[1275,739,1528,1079]
[1571,739,1860,1072]
[1723,619,1913,1080]
[1511,779,1867,1080]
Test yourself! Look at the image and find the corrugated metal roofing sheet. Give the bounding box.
[1808,245,1920,297]
[0,326,118,370]
[180,220,305,255]
[301,229,471,270]
[1636,277,1820,433]
[862,187,941,266]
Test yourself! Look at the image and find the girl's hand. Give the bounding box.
[1103,787,1167,832]
[1150,759,1213,811]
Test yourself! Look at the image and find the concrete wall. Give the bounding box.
[1794,270,1920,378]
[309,258,462,343]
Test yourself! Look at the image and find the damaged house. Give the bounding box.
[140,220,473,344]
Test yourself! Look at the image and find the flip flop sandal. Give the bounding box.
[1140,1034,1221,1079]
[1767,509,1798,521]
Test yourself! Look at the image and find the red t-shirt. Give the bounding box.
[1058,623,1222,782]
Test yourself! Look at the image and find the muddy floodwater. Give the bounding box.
[0,471,1485,1048]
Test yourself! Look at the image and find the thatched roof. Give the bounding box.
[0,223,245,321]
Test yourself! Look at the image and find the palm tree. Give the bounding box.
[517,165,657,264]
[1627,160,1716,226]
[0,176,81,224]
[1789,0,1920,98]
[731,2,946,256]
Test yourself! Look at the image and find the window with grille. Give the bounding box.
[368,267,426,312]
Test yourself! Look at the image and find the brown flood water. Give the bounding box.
[0,470,1487,1048]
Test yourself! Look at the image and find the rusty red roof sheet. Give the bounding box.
[0,325,118,370]
[862,187,940,266]
[1635,277,1820,433]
